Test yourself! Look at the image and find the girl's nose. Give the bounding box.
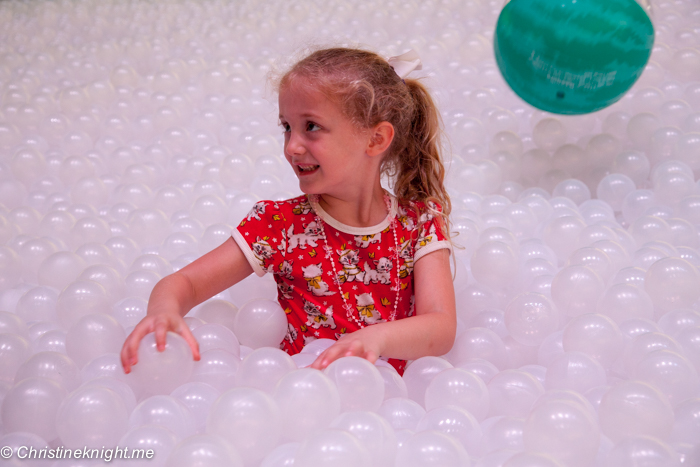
[285,131,305,156]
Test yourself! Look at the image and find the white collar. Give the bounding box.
[307,193,398,236]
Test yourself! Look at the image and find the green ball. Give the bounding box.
[494,0,655,115]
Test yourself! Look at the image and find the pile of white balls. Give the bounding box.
[1,0,699,466]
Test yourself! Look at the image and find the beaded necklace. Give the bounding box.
[310,192,402,328]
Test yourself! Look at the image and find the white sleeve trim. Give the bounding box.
[231,229,267,277]
[414,240,452,263]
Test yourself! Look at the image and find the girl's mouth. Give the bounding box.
[297,164,319,175]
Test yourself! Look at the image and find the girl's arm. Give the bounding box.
[120,237,254,373]
[311,248,456,368]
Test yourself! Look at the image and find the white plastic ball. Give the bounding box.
[130,332,195,396]
[207,387,281,466]
[598,380,673,443]
[545,351,607,394]
[1,376,67,441]
[130,394,195,440]
[551,265,605,317]
[189,349,239,392]
[505,292,558,346]
[394,430,471,467]
[15,351,80,392]
[562,314,623,369]
[644,257,700,316]
[330,411,397,467]
[191,323,240,356]
[423,367,489,420]
[56,385,129,449]
[324,356,384,412]
[118,425,178,467]
[165,434,243,467]
[232,299,287,349]
[65,313,126,368]
[237,347,296,394]
[487,370,544,418]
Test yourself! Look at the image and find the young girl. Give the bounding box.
[121,47,456,376]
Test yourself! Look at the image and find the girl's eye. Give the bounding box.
[281,123,290,132]
[307,122,320,132]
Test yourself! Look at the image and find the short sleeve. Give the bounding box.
[231,200,285,277]
[413,202,452,263]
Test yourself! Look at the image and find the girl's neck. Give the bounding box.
[316,183,389,228]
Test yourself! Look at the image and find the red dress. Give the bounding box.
[231,194,450,374]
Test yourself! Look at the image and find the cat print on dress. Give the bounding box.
[284,322,298,344]
[363,257,393,285]
[246,201,267,221]
[336,247,364,284]
[354,292,385,325]
[398,239,414,279]
[302,263,336,297]
[291,198,312,215]
[303,298,337,330]
[416,223,437,248]
[252,236,275,270]
[354,232,381,249]
[277,260,294,280]
[287,222,322,253]
[278,282,294,300]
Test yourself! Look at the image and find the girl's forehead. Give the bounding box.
[279,83,338,114]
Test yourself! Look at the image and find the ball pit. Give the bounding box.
[0,0,699,466]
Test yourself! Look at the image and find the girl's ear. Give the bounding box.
[366,121,395,158]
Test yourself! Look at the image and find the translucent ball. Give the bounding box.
[402,356,454,407]
[490,367,546,418]
[481,416,525,455]
[295,428,371,467]
[632,350,700,406]
[378,365,408,400]
[83,376,137,413]
[598,380,673,443]
[0,333,30,383]
[545,351,607,394]
[533,118,567,152]
[644,257,700,316]
[542,216,587,264]
[1,376,67,441]
[118,425,178,467]
[207,387,281,466]
[330,411,397,467]
[130,332,195,396]
[597,283,654,324]
[56,386,129,449]
[416,405,481,456]
[237,347,296,394]
[505,292,558,346]
[503,452,564,467]
[65,313,126,368]
[324,356,384,412]
[56,279,111,329]
[165,434,243,467]
[629,216,673,246]
[192,323,240,356]
[15,351,80,392]
[470,241,518,290]
[394,430,470,467]
[523,399,600,467]
[424,368,489,421]
[260,442,302,467]
[562,314,623,369]
[273,368,341,442]
[188,348,239,392]
[170,382,221,435]
[377,397,426,432]
[446,328,508,370]
[551,265,605,317]
[233,299,287,349]
[596,174,636,212]
[552,179,591,205]
[603,436,680,467]
[128,395,195,442]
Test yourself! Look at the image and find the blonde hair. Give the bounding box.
[271,46,452,239]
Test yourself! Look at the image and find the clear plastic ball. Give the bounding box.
[232,299,287,349]
[0,333,30,383]
[295,428,371,467]
[118,425,178,467]
[446,327,508,370]
[644,257,700,316]
[603,435,680,467]
[130,395,195,440]
[65,313,125,368]
[597,283,654,324]
[487,369,544,418]
[207,387,281,466]
[424,368,489,421]
[191,323,240,356]
[632,349,700,405]
[189,349,239,392]
[56,279,111,330]
[395,430,470,467]
[324,356,384,412]
[330,410,397,467]
[130,332,195,396]
[505,292,558,346]
[15,351,80,392]
[56,385,129,449]
[165,434,243,467]
[562,314,623,369]
[170,382,221,435]
[470,241,518,290]
[402,356,454,407]
[598,380,673,443]
[545,351,607,394]
[237,347,296,394]
[551,265,605,317]
[1,376,67,441]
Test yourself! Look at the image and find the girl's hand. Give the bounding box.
[120,312,200,374]
[310,330,383,370]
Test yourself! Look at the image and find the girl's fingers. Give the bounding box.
[179,325,201,361]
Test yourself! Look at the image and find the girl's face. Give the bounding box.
[278,82,372,197]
